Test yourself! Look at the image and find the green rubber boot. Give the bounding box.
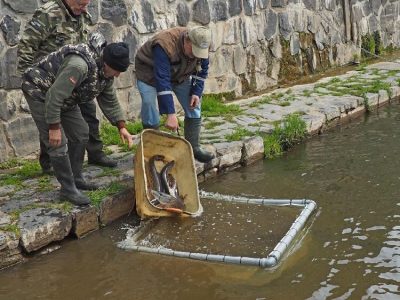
[184,118,214,163]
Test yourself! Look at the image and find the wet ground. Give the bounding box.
[1,103,400,299]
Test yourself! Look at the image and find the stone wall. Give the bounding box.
[0,0,399,162]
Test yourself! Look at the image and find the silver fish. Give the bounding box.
[150,189,184,210]
[148,155,165,192]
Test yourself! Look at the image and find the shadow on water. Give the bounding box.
[2,104,400,299]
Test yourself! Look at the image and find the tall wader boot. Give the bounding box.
[184,118,215,163]
[50,155,91,206]
[39,141,52,174]
[80,102,117,168]
[68,142,99,191]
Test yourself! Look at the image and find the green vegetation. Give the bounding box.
[201,94,243,117]
[249,96,272,108]
[278,101,291,107]
[98,167,121,178]
[373,31,383,56]
[0,158,28,170]
[263,114,307,158]
[86,182,126,207]
[0,224,20,236]
[302,90,312,97]
[263,128,284,158]
[204,120,224,130]
[1,201,73,236]
[225,127,254,142]
[100,120,142,152]
[203,91,236,102]
[37,176,53,192]
[361,33,376,58]
[0,159,43,188]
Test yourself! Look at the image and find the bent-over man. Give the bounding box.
[135,26,215,163]
[21,34,133,205]
[18,0,118,174]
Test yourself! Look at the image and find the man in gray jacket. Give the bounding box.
[18,0,118,174]
[21,34,133,205]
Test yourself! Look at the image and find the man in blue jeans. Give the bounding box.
[135,26,214,163]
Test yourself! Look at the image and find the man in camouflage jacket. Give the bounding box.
[18,0,118,174]
[21,35,133,205]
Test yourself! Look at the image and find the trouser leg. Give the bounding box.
[79,101,117,168]
[173,80,214,163]
[25,95,90,205]
[138,80,160,129]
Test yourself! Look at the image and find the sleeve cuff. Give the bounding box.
[49,123,61,130]
[117,120,126,129]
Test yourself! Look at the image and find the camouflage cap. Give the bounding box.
[188,26,211,59]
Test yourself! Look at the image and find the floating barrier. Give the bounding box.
[130,191,317,268]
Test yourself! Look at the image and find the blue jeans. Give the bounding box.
[138,79,201,127]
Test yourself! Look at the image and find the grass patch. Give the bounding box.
[37,176,53,192]
[278,101,291,107]
[225,127,254,141]
[0,224,20,236]
[302,90,312,97]
[204,120,224,130]
[99,167,121,177]
[86,182,126,207]
[249,96,272,108]
[0,158,27,170]
[264,128,284,158]
[201,94,243,117]
[0,159,43,188]
[263,114,307,158]
[100,121,142,152]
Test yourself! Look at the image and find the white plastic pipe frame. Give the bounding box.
[131,191,317,268]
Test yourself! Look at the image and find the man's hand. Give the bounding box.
[119,127,133,149]
[165,114,179,131]
[190,95,200,110]
[49,128,62,147]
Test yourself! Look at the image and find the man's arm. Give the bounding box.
[45,55,88,127]
[152,45,179,130]
[17,11,52,74]
[97,82,133,148]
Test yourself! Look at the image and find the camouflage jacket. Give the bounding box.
[17,0,91,74]
[21,38,124,126]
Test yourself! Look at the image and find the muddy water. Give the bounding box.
[2,104,400,299]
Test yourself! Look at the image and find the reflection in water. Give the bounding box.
[1,104,400,299]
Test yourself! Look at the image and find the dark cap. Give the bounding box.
[103,42,130,72]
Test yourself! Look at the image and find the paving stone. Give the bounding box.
[0,231,23,269]
[19,208,72,253]
[214,141,243,168]
[242,136,265,166]
[99,186,134,225]
[71,206,99,238]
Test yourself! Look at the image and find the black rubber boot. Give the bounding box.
[88,155,117,168]
[68,142,99,191]
[39,141,53,174]
[184,118,215,163]
[50,155,91,206]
